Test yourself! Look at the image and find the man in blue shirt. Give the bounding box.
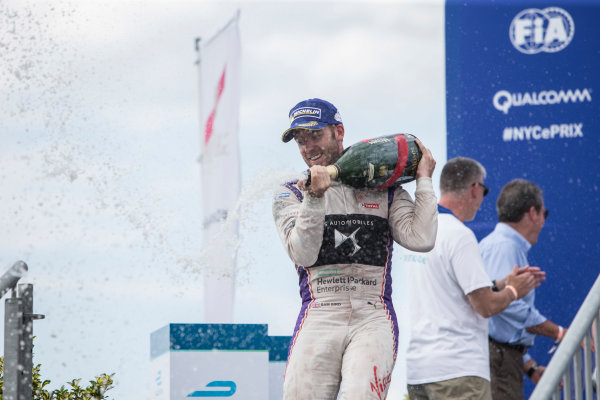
[480,179,566,400]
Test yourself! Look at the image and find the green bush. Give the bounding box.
[0,357,114,399]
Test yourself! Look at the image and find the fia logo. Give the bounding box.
[188,381,236,397]
[509,7,574,54]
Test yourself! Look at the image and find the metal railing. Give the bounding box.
[530,273,600,400]
[1,260,45,400]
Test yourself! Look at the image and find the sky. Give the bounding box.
[0,0,446,398]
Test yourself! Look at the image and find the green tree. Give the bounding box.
[0,357,114,399]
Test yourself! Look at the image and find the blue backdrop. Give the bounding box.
[445,0,599,397]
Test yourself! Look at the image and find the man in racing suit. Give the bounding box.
[272,98,438,399]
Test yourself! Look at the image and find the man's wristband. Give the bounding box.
[526,362,539,378]
[556,326,564,342]
[505,284,518,300]
[548,326,565,354]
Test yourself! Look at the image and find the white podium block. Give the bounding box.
[150,324,290,399]
[267,335,288,400]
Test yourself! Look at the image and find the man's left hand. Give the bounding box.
[415,139,436,179]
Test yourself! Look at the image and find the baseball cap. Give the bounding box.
[281,98,343,143]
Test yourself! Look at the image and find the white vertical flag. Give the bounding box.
[197,11,241,323]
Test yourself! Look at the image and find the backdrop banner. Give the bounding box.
[445,1,599,396]
[197,11,242,323]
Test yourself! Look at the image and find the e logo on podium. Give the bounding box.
[187,381,237,397]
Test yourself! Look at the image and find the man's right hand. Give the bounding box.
[506,265,546,298]
[531,365,546,384]
[298,166,331,198]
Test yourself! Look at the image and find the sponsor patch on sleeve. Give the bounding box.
[275,192,291,199]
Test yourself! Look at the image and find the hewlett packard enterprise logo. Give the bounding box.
[509,7,574,54]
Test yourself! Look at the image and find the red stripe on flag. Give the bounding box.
[204,66,227,144]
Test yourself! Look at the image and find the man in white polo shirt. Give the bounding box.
[404,157,545,400]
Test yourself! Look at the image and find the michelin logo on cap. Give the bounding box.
[291,107,321,122]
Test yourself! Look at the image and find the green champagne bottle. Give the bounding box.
[306,133,422,190]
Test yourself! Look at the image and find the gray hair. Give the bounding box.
[440,157,487,195]
[497,179,543,222]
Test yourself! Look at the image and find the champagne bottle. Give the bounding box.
[306,133,422,190]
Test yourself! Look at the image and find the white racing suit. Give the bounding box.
[272,178,437,399]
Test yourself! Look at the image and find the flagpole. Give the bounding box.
[204,9,241,48]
